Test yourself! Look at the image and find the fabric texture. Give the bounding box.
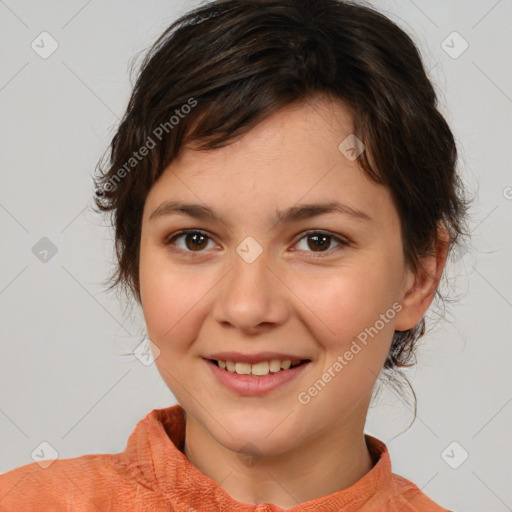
[0,404,449,511]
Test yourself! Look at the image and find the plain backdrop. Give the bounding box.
[0,1,511,511]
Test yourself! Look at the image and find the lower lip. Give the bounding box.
[205,359,310,396]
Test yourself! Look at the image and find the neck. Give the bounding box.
[184,414,374,509]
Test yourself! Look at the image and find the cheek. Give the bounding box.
[292,261,401,402]
[292,261,399,343]
[290,267,399,412]
[139,244,209,350]
[139,245,227,360]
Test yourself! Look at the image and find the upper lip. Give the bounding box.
[204,351,311,364]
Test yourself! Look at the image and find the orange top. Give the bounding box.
[0,404,449,511]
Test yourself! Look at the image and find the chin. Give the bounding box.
[212,417,296,457]
[224,433,292,459]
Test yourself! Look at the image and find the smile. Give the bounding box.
[205,358,311,396]
[211,359,308,376]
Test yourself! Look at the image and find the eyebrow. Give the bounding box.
[149,200,373,225]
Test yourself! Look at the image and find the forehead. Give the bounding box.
[143,97,396,229]
[182,96,356,172]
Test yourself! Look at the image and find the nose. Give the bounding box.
[211,244,290,333]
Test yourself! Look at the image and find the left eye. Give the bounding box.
[164,230,347,256]
[293,231,347,255]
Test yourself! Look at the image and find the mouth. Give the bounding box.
[207,358,311,377]
[204,357,312,396]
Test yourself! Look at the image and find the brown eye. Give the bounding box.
[294,231,348,255]
[184,232,209,251]
[306,233,331,251]
[166,230,215,252]
[165,229,347,257]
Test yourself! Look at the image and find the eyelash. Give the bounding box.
[163,229,350,257]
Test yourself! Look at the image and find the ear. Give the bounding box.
[394,224,450,331]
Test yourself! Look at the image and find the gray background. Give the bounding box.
[0,1,511,511]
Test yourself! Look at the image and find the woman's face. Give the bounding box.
[139,96,416,456]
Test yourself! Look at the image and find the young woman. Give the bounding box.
[0,1,469,510]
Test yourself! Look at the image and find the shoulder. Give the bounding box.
[0,406,183,511]
[363,435,451,512]
[0,453,123,511]
[389,473,452,512]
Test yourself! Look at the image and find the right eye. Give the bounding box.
[164,229,218,254]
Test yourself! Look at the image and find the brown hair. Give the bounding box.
[93,0,471,403]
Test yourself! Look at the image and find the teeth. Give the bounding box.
[269,360,281,372]
[281,360,291,370]
[235,362,251,375]
[216,358,304,376]
[251,361,269,375]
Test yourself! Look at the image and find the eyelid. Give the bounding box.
[164,229,220,251]
[290,230,350,254]
[164,228,350,256]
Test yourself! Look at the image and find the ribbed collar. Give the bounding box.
[125,404,394,512]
